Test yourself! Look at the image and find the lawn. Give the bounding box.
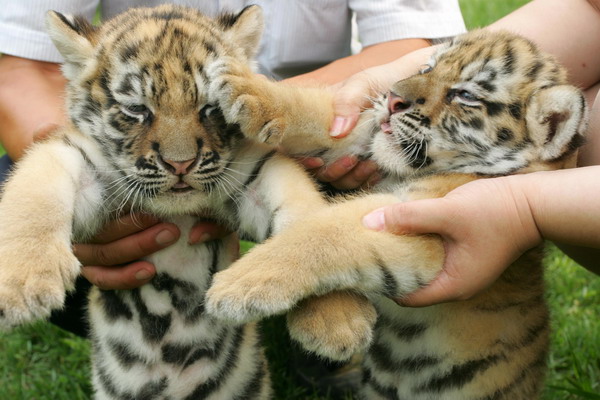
[1,1,599,399]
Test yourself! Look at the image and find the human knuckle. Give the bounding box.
[93,277,111,290]
[82,269,106,289]
[91,246,116,266]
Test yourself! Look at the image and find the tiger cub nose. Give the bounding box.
[160,157,197,175]
[388,92,412,114]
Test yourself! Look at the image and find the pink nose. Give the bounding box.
[162,158,196,175]
[388,92,412,114]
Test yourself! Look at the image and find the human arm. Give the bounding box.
[362,166,600,307]
[284,0,464,88]
[332,0,600,136]
[285,39,430,87]
[0,55,66,160]
[487,0,600,90]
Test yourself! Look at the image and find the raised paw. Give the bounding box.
[287,291,377,361]
[205,58,285,145]
[0,240,80,330]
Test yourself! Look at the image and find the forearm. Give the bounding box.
[285,38,431,86]
[488,0,600,90]
[382,0,600,89]
[337,0,600,95]
[514,167,600,272]
[0,55,67,160]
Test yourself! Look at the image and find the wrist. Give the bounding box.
[504,174,544,251]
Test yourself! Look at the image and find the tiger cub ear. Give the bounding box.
[45,11,96,79]
[217,5,263,59]
[526,85,588,162]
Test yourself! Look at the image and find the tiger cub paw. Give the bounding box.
[206,58,286,145]
[0,239,80,329]
[287,292,377,361]
[205,244,316,324]
[205,264,302,325]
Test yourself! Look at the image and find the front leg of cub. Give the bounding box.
[206,58,293,145]
[206,193,444,324]
[206,57,371,159]
[0,140,90,329]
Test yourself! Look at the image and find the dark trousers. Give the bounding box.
[0,154,89,337]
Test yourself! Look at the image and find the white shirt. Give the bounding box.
[0,0,466,79]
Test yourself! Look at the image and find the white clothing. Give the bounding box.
[0,0,466,79]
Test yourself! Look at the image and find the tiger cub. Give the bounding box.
[203,30,588,399]
[0,5,370,399]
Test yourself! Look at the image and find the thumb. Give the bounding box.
[330,76,374,138]
[394,270,460,307]
[362,198,452,235]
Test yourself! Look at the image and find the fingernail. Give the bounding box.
[356,162,378,179]
[330,117,349,137]
[303,157,325,169]
[156,229,177,246]
[341,156,358,169]
[189,232,211,245]
[365,172,382,188]
[135,269,154,281]
[362,208,385,231]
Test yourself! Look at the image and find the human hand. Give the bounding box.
[329,61,408,138]
[74,214,232,290]
[296,155,380,190]
[288,47,438,189]
[295,61,413,189]
[74,214,178,289]
[292,69,390,190]
[362,176,543,306]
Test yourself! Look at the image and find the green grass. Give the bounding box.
[0,322,92,399]
[543,246,600,399]
[1,1,599,399]
[460,0,530,29]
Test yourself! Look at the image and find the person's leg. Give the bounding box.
[0,154,90,337]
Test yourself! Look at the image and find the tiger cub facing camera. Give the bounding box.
[0,4,587,400]
[0,5,366,400]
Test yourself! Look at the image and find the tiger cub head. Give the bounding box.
[46,5,263,211]
[373,30,588,178]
